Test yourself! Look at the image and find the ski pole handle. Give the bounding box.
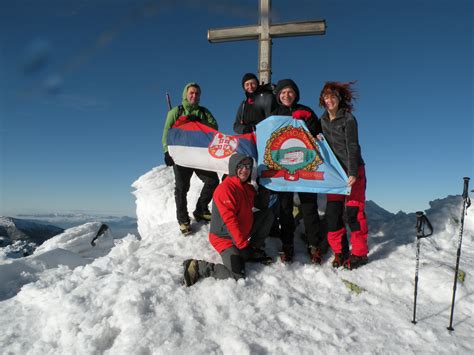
[462,177,470,199]
[415,211,433,239]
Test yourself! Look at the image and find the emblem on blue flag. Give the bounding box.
[256,115,350,195]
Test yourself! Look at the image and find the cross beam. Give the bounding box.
[208,0,326,84]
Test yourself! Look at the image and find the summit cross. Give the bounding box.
[207,0,326,84]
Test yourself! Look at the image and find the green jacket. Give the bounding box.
[162,82,218,153]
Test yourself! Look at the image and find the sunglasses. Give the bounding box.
[237,163,252,170]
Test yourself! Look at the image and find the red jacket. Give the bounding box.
[208,175,256,253]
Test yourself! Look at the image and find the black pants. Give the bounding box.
[279,192,322,248]
[197,208,274,280]
[173,164,219,224]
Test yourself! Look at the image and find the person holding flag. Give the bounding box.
[162,82,220,235]
[270,79,327,263]
[318,81,368,269]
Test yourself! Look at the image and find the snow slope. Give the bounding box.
[0,166,472,354]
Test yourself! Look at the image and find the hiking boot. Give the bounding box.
[193,211,212,223]
[279,244,294,263]
[331,252,349,268]
[343,254,369,270]
[179,222,192,235]
[308,246,323,264]
[183,259,200,287]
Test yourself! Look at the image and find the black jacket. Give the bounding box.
[270,103,321,137]
[319,109,364,177]
[233,84,277,134]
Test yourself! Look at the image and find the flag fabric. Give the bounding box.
[167,122,257,175]
[256,115,350,195]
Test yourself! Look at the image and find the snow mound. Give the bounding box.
[132,166,207,238]
[0,222,116,301]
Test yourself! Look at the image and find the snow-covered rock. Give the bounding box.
[0,222,116,301]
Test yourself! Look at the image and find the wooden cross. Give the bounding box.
[207,0,326,84]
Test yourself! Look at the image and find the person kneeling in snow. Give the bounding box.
[182,154,274,287]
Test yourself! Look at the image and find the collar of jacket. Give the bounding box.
[321,108,346,121]
[227,175,249,186]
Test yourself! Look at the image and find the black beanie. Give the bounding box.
[275,79,300,103]
[241,73,259,88]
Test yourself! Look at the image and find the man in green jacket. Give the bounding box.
[162,82,219,235]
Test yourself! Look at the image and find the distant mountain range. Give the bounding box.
[14,213,138,238]
[0,217,64,247]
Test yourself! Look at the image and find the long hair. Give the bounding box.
[319,81,357,113]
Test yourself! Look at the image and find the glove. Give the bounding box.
[187,115,201,122]
[240,246,254,260]
[292,109,312,121]
[241,246,267,261]
[164,152,174,167]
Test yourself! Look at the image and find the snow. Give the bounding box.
[0,166,473,354]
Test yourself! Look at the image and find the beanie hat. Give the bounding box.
[274,79,300,103]
[241,73,259,88]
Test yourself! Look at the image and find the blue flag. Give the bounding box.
[256,115,350,195]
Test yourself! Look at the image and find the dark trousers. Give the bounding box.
[173,164,219,224]
[279,192,322,248]
[197,208,273,281]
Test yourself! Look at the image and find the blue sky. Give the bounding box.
[1,0,472,217]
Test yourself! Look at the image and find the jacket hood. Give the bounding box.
[181,82,201,111]
[229,153,253,181]
[274,79,300,105]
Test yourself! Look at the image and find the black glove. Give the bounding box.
[187,115,201,122]
[242,125,254,134]
[240,246,266,261]
[164,152,174,167]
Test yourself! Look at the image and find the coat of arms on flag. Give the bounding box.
[256,115,350,195]
[208,133,239,159]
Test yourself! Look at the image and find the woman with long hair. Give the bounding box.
[319,81,368,269]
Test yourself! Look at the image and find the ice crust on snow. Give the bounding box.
[0,166,472,354]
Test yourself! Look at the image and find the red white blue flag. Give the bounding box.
[167,122,257,175]
[256,115,350,195]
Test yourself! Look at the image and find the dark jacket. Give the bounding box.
[233,84,277,134]
[209,154,256,253]
[270,103,321,137]
[319,108,364,177]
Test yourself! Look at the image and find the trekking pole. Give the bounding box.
[412,211,433,324]
[166,92,172,111]
[447,177,471,331]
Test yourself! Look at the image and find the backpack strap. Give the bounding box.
[177,104,205,118]
[177,105,184,117]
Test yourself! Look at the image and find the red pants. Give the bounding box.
[326,166,368,256]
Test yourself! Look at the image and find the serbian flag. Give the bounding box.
[256,115,350,195]
[167,122,257,175]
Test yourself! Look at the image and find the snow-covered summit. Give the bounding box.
[0,166,472,353]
